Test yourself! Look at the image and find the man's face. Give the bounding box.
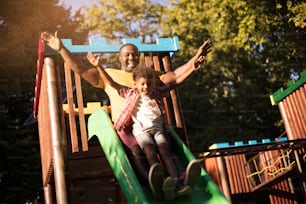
[119,45,140,72]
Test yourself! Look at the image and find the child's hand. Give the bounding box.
[87,52,100,66]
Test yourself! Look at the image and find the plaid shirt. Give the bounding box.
[114,83,174,130]
[113,88,139,130]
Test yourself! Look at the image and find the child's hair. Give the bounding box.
[132,66,158,82]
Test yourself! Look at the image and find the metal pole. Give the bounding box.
[45,57,68,204]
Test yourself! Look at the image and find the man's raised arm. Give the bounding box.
[160,39,212,84]
[41,31,100,86]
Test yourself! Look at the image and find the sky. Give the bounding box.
[59,0,98,14]
[59,0,167,14]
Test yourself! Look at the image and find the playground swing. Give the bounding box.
[34,36,229,204]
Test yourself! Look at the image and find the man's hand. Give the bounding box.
[41,31,63,51]
[87,52,101,67]
[193,39,212,70]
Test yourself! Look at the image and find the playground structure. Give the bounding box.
[34,35,305,203]
[202,70,306,203]
[33,37,228,203]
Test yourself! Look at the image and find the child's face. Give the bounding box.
[134,77,157,96]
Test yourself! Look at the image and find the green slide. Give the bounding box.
[88,109,229,204]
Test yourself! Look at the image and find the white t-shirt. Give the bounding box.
[131,94,163,136]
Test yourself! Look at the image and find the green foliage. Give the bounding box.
[161,0,305,151]
[81,0,165,42]
[80,0,305,152]
[286,1,306,28]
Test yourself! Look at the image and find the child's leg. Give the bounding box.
[163,128,200,189]
[153,130,181,179]
[157,143,191,197]
[164,129,185,174]
[158,142,201,191]
[134,131,166,200]
[144,143,176,200]
[135,130,159,166]
[129,145,149,184]
[157,143,178,178]
[143,144,159,165]
[118,127,149,185]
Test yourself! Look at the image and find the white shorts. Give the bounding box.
[134,127,168,149]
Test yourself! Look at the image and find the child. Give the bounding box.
[87,52,201,200]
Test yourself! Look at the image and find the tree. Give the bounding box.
[0,0,89,203]
[161,0,306,151]
[81,0,165,43]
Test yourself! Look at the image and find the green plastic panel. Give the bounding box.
[88,109,229,204]
[88,109,148,204]
[270,69,306,105]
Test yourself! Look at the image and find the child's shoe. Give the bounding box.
[148,163,164,200]
[184,160,201,188]
[162,176,175,200]
[175,180,191,197]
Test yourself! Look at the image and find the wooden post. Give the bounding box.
[45,57,68,204]
[217,156,232,202]
[279,99,306,200]
[43,184,53,204]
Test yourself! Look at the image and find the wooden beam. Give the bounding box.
[45,57,68,204]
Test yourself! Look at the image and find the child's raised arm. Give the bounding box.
[86,52,125,91]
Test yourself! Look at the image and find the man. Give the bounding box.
[41,31,212,199]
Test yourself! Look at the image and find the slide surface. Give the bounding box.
[88,109,229,204]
